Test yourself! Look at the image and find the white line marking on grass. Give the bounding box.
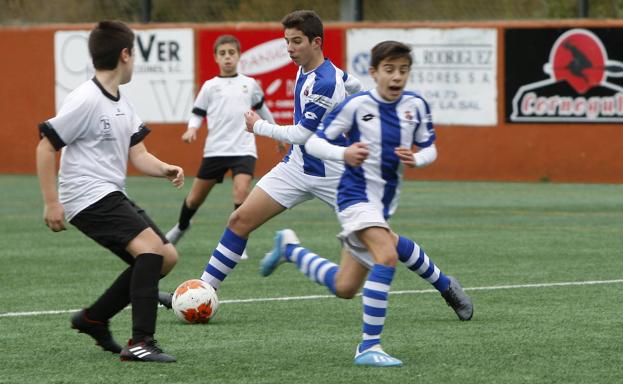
[1,278,622,318]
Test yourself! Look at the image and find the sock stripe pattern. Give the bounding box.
[397,236,449,292]
[286,245,338,295]
[201,228,246,290]
[360,264,395,350]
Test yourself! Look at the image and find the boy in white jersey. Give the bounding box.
[165,35,276,260]
[261,41,473,367]
[36,21,183,363]
[177,10,363,294]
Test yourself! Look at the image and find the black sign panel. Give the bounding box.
[505,28,623,123]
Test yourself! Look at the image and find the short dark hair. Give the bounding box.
[88,20,134,70]
[281,10,323,45]
[213,34,241,54]
[370,41,413,69]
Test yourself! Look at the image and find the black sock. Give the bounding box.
[130,253,163,343]
[234,203,241,210]
[178,199,197,230]
[87,267,133,321]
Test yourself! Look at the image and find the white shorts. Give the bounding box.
[255,162,340,209]
[336,202,390,269]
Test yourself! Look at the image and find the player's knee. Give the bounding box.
[160,244,179,275]
[185,196,202,210]
[334,281,359,299]
[226,210,252,237]
[375,251,398,267]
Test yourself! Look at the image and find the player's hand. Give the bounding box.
[395,147,416,168]
[43,201,66,232]
[164,165,184,189]
[277,141,288,153]
[344,142,369,167]
[181,128,198,143]
[244,110,261,133]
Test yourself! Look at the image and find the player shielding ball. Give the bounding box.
[37,21,183,363]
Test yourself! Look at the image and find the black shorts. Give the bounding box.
[196,156,256,182]
[70,192,168,265]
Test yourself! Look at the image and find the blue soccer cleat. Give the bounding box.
[354,344,403,367]
[260,229,299,277]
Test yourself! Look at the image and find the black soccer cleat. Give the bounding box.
[441,276,474,321]
[70,309,122,354]
[120,338,176,363]
[158,291,173,310]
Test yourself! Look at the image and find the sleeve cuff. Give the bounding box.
[130,124,151,147]
[38,122,66,151]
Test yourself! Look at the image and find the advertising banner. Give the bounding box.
[506,28,623,123]
[54,28,194,123]
[347,28,497,126]
[197,28,345,124]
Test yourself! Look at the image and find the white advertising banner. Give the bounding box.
[54,28,194,123]
[347,28,497,126]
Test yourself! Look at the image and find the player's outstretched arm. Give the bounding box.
[36,137,66,232]
[129,142,184,189]
[244,110,313,144]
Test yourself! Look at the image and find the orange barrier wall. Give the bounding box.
[1,21,621,183]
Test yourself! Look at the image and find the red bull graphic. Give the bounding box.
[507,28,623,123]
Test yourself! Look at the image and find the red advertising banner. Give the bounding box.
[197,28,345,125]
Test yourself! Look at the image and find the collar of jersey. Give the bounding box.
[91,77,120,102]
[217,74,239,78]
[300,58,329,76]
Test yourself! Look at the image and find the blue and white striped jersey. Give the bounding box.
[318,88,436,219]
[282,59,353,178]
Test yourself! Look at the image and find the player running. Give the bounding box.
[261,41,473,367]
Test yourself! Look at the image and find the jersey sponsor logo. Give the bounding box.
[98,116,115,142]
[362,113,375,121]
[510,28,623,122]
[308,94,333,109]
[304,111,318,120]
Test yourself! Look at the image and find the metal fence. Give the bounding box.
[0,0,620,24]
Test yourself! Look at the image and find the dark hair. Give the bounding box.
[370,41,413,69]
[88,20,134,70]
[213,34,241,54]
[281,10,323,45]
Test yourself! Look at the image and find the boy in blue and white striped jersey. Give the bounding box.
[261,41,473,367]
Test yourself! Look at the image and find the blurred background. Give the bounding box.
[1,0,622,183]
[0,0,620,24]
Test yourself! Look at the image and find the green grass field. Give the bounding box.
[1,175,622,383]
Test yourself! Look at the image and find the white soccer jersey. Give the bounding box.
[191,74,265,158]
[319,88,436,219]
[282,59,355,178]
[39,78,148,221]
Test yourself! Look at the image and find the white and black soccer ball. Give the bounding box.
[172,279,219,324]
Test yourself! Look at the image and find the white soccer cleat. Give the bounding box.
[166,223,188,245]
[259,229,299,277]
[240,249,249,260]
[354,344,403,367]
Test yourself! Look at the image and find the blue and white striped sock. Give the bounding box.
[397,236,450,292]
[360,264,395,352]
[200,228,246,290]
[284,244,338,295]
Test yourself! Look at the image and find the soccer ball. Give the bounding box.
[172,279,219,324]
